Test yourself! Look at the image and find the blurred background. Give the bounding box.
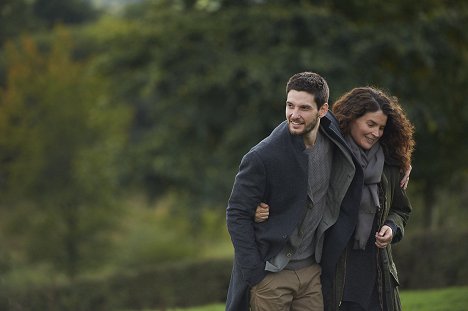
[0,0,467,310]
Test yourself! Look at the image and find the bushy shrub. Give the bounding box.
[2,229,467,310]
[393,229,468,289]
[0,259,232,311]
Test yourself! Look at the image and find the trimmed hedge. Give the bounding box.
[0,259,232,311]
[393,229,468,289]
[1,230,467,310]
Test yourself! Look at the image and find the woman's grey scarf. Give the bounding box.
[345,135,385,250]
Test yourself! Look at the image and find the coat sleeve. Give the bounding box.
[226,150,267,286]
[386,169,412,244]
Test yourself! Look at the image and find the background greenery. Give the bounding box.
[0,0,467,309]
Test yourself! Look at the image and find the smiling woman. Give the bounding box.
[349,110,387,151]
[332,87,415,170]
[320,86,415,311]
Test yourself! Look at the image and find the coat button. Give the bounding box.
[282,235,287,239]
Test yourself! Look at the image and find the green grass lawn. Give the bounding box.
[400,286,468,311]
[166,286,468,311]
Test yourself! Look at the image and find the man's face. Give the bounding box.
[349,110,388,150]
[285,90,324,136]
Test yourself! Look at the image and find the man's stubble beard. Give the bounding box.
[288,115,320,136]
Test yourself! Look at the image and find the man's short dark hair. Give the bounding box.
[286,72,329,108]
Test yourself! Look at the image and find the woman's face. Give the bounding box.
[349,110,388,150]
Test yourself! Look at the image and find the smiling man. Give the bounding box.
[225,72,361,311]
[286,89,324,146]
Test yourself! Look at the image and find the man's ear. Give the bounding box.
[319,103,329,118]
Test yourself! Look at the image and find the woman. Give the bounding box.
[322,86,414,311]
[256,86,415,311]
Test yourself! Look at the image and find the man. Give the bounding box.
[226,72,362,311]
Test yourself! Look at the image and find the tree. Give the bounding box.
[0,27,129,278]
[95,4,348,210]
[32,0,98,27]
[0,0,37,44]
[324,2,468,228]
[92,1,467,229]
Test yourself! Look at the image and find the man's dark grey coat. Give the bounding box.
[226,114,362,311]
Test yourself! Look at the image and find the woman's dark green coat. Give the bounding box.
[321,161,412,311]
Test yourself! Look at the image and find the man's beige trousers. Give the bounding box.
[250,264,323,311]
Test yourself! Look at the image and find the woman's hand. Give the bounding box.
[400,165,412,190]
[375,225,393,248]
[254,203,270,223]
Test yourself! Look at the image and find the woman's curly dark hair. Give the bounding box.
[332,86,415,170]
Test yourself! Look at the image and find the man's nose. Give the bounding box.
[291,109,300,118]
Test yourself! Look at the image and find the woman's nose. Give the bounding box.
[374,129,383,138]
